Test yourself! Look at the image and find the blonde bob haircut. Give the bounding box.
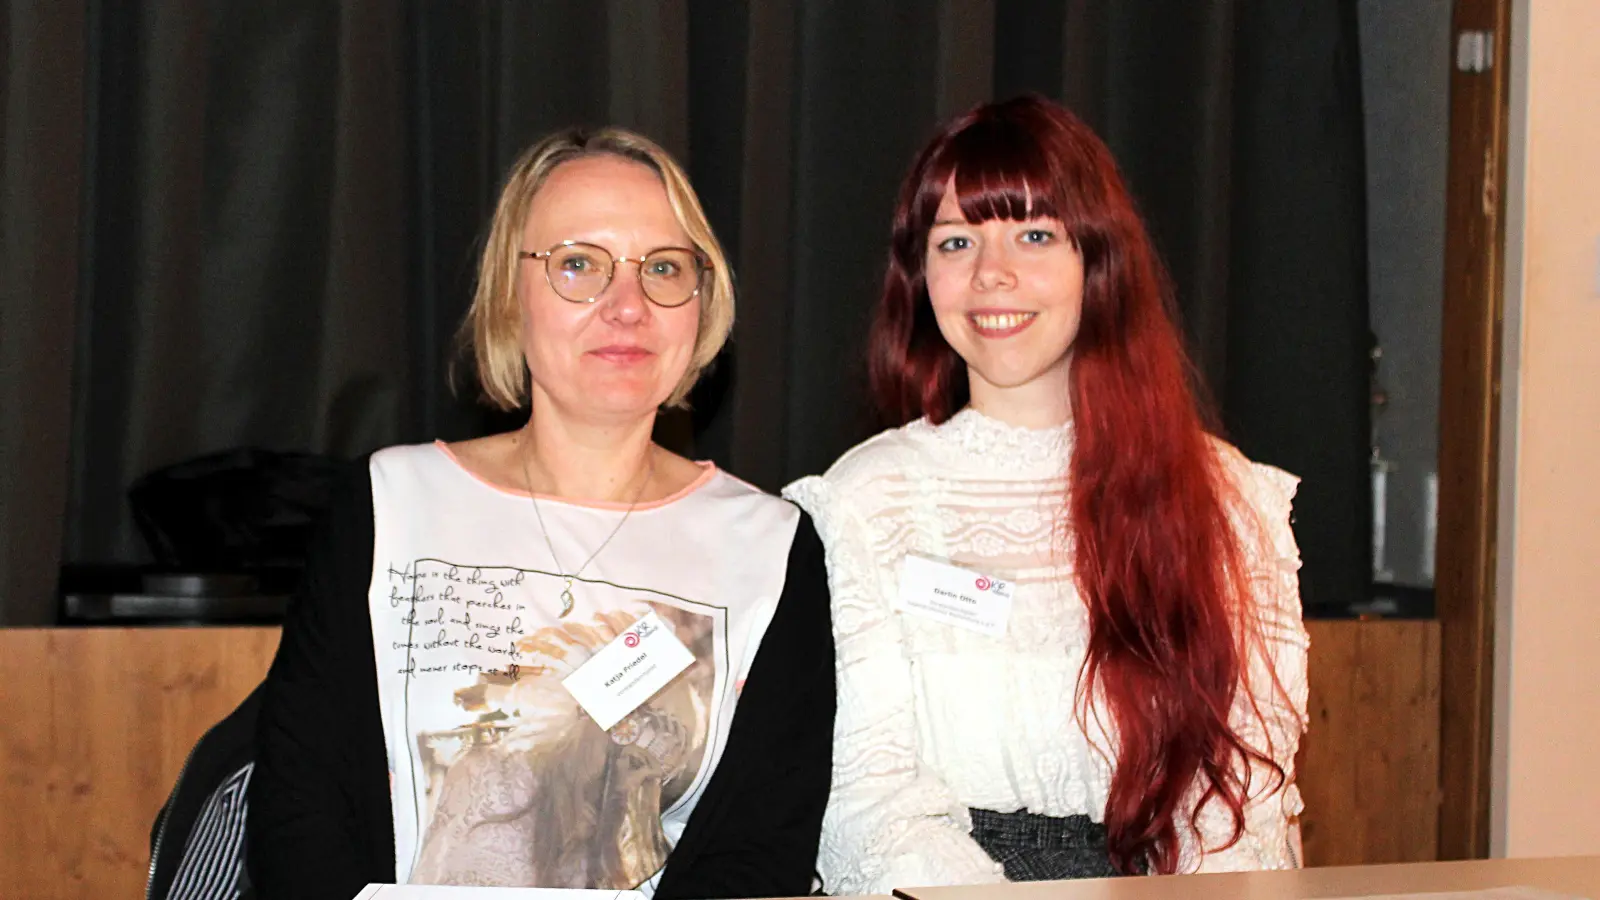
[461,126,735,410]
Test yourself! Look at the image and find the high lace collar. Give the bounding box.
[908,407,1074,477]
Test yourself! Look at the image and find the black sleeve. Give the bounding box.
[247,459,395,900]
[655,511,837,900]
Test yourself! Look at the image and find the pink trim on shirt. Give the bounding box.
[431,440,718,511]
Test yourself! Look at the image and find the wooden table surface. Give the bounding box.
[894,857,1600,900]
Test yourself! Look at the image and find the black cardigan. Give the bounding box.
[247,461,836,900]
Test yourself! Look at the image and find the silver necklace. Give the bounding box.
[519,439,655,618]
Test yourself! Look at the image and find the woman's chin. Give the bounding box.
[570,387,673,423]
[967,364,1061,392]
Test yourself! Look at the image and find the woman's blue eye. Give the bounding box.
[935,236,971,253]
[1021,229,1055,245]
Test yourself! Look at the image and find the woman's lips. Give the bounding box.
[588,345,655,364]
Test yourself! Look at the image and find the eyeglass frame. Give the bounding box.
[518,240,712,308]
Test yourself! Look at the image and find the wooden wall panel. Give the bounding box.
[0,627,278,900]
[0,620,1442,896]
[1298,618,1443,867]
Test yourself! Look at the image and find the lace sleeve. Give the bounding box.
[784,475,1007,895]
[1188,462,1311,873]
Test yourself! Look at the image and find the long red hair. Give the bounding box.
[869,95,1281,874]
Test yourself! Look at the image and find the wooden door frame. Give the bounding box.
[1434,0,1513,861]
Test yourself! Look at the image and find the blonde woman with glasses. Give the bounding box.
[248,128,834,900]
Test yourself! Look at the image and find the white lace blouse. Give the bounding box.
[783,409,1309,894]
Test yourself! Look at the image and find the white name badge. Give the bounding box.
[561,611,695,731]
[895,553,1014,637]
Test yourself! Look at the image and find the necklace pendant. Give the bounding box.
[523,447,653,623]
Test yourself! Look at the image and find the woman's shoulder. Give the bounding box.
[784,423,926,505]
[779,425,937,560]
[693,464,803,528]
[1206,436,1302,568]
[370,440,459,475]
[365,441,479,504]
[1207,437,1299,520]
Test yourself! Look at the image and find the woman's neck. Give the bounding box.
[965,364,1074,430]
[516,398,660,503]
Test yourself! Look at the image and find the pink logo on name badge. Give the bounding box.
[622,617,657,648]
[975,576,992,591]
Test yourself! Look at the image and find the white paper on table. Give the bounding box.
[352,886,646,900]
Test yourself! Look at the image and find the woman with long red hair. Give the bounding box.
[784,95,1308,890]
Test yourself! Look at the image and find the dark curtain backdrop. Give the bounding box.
[0,0,1369,624]
[1,1,86,626]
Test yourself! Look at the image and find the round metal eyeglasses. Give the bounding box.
[519,241,710,308]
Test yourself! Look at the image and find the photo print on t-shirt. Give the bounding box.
[382,558,725,890]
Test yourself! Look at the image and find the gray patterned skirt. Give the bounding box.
[968,808,1123,881]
